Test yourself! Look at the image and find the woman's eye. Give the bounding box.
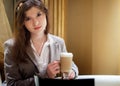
[37,13,42,17]
[25,17,30,21]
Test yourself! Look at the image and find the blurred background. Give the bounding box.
[1,0,120,82]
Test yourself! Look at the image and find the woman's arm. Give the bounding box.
[4,40,35,86]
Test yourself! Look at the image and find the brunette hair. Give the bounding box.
[12,0,49,62]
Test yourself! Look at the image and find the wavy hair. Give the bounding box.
[12,0,49,62]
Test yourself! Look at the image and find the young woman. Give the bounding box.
[4,0,79,86]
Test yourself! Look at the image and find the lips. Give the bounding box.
[34,26,41,30]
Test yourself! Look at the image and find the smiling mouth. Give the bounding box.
[34,26,41,30]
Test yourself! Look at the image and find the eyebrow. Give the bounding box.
[25,11,43,18]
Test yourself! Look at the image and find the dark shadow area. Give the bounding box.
[38,78,95,86]
[0,52,5,83]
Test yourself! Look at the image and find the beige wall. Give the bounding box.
[92,0,120,74]
[66,0,120,74]
[65,0,93,74]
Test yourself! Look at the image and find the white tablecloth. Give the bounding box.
[76,75,120,86]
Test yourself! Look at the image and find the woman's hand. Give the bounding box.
[46,60,60,78]
[68,70,76,79]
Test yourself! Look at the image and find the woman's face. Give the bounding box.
[24,7,47,35]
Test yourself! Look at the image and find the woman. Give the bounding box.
[4,0,79,86]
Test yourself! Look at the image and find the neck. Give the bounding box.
[31,33,46,42]
[31,33,47,56]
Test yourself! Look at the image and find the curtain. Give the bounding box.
[0,0,12,44]
[43,0,65,39]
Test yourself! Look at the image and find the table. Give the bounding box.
[76,75,120,86]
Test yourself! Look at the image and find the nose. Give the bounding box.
[33,19,39,26]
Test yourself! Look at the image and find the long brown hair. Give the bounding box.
[12,0,49,62]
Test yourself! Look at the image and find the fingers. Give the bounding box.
[49,61,60,72]
[47,61,76,79]
[47,60,60,78]
[68,70,75,79]
[52,61,60,74]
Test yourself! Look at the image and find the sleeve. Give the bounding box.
[4,41,35,86]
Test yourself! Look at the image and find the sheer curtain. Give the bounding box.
[43,0,65,39]
[0,0,12,44]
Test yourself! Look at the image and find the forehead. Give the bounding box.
[25,7,42,17]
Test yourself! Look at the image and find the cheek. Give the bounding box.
[39,15,47,27]
[44,19,47,27]
[24,22,32,30]
[43,18,47,28]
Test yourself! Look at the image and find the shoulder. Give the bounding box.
[48,34,65,43]
[4,38,15,49]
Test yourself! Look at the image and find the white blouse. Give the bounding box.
[30,39,50,77]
